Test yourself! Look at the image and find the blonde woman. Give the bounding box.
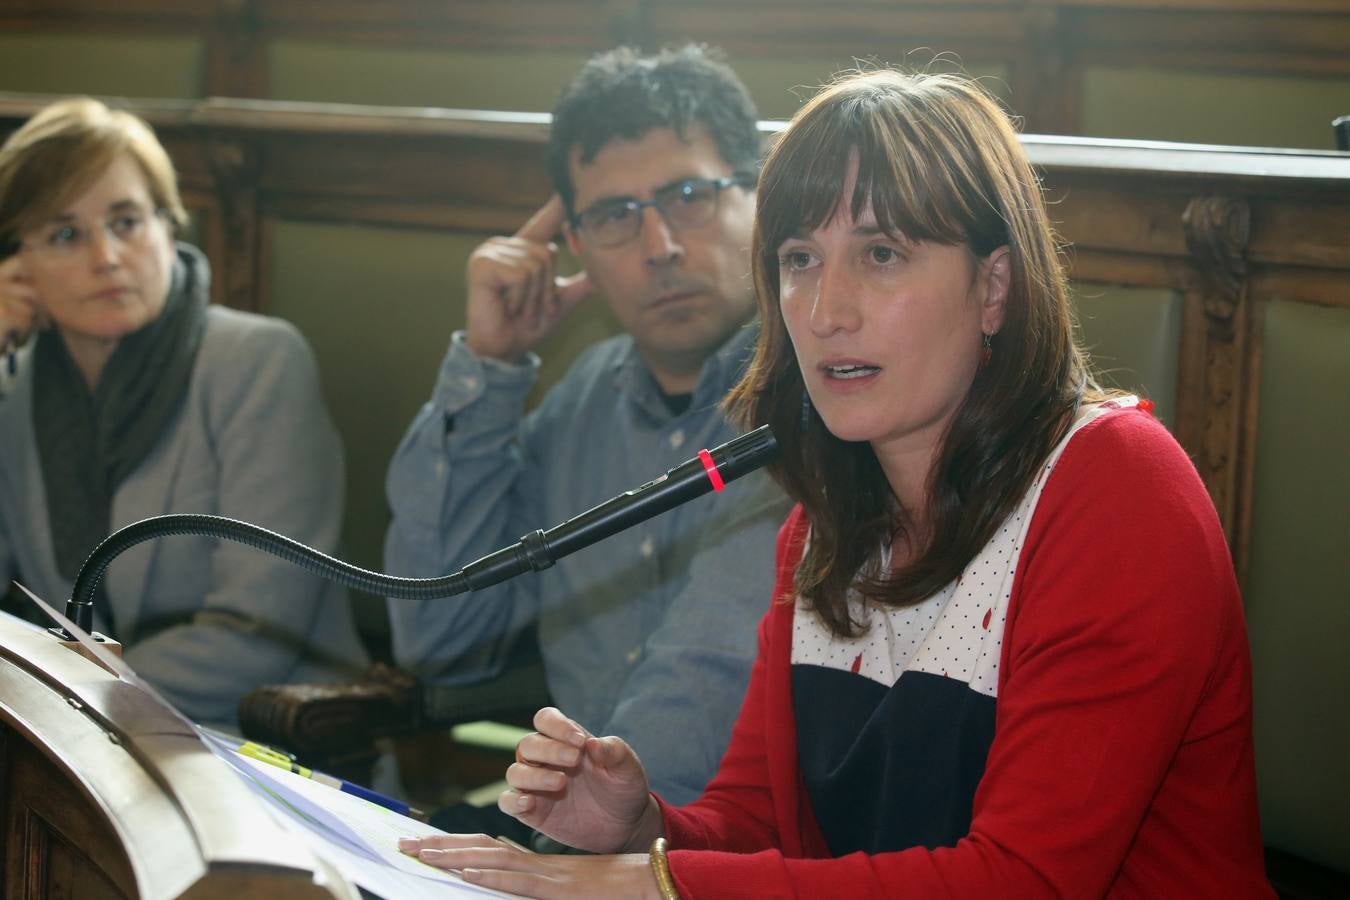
[0,99,366,728]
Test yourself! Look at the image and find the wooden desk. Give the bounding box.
[0,613,352,899]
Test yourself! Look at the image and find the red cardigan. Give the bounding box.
[660,410,1272,898]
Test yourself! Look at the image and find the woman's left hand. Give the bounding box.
[397,834,662,899]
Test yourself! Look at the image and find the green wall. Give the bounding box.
[1246,298,1350,870]
[267,40,1009,123]
[268,42,590,111]
[1072,284,1182,428]
[1082,67,1350,151]
[0,33,201,98]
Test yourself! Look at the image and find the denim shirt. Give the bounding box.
[384,324,789,803]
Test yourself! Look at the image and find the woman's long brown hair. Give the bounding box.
[727,70,1109,636]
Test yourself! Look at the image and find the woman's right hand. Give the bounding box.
[0,255,39,344]
[500,706,664,854]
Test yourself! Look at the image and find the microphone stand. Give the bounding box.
[50,425,778,641]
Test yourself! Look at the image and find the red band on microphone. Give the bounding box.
[698,448,726,492]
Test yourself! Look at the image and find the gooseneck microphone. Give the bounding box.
[459,421,778,590]
[54,425,778,638]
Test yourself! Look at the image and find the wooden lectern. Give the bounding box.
[0,613,357,899]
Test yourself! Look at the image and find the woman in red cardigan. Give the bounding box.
[399,68,1273,899]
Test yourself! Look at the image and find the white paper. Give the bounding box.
[205,739,520,899]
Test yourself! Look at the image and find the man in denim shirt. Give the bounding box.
[384,46,788,839]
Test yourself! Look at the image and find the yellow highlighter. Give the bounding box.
[234,741,425,820]
[238,741,314,778]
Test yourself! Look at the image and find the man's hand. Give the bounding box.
[497,706,664,854]
[0,255,39,346]
[463,195,594,363]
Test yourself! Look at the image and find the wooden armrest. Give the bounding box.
[238,663,421,761]
[238,646,552,791]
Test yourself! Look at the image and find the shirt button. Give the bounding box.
[626,647,642,665]
[461,376,479,390]
[639,536,655,558]
[434,460,447,478]
[668,429,685,449]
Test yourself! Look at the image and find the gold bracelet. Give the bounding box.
[648,836,682,900]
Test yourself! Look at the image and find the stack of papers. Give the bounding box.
[201,731,518,899]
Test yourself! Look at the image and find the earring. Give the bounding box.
[979,332,994,369]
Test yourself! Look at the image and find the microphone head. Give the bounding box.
[708,425,778,483]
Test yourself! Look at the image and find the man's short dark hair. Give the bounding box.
[547,44,763,217]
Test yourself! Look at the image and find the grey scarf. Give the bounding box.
[33,243,208,628]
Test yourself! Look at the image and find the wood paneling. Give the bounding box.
[0,1,1346,134]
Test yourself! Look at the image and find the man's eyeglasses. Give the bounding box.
[22,205,167,261]
[570,173,755,248]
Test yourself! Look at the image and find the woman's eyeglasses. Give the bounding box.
[570,174,755,248]
[23,205,167,261]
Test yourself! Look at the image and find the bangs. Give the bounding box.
[30,140,121,224]
[4,129,124,236]
[757,72,1008,257]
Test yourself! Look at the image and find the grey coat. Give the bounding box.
[0,305,368,726]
